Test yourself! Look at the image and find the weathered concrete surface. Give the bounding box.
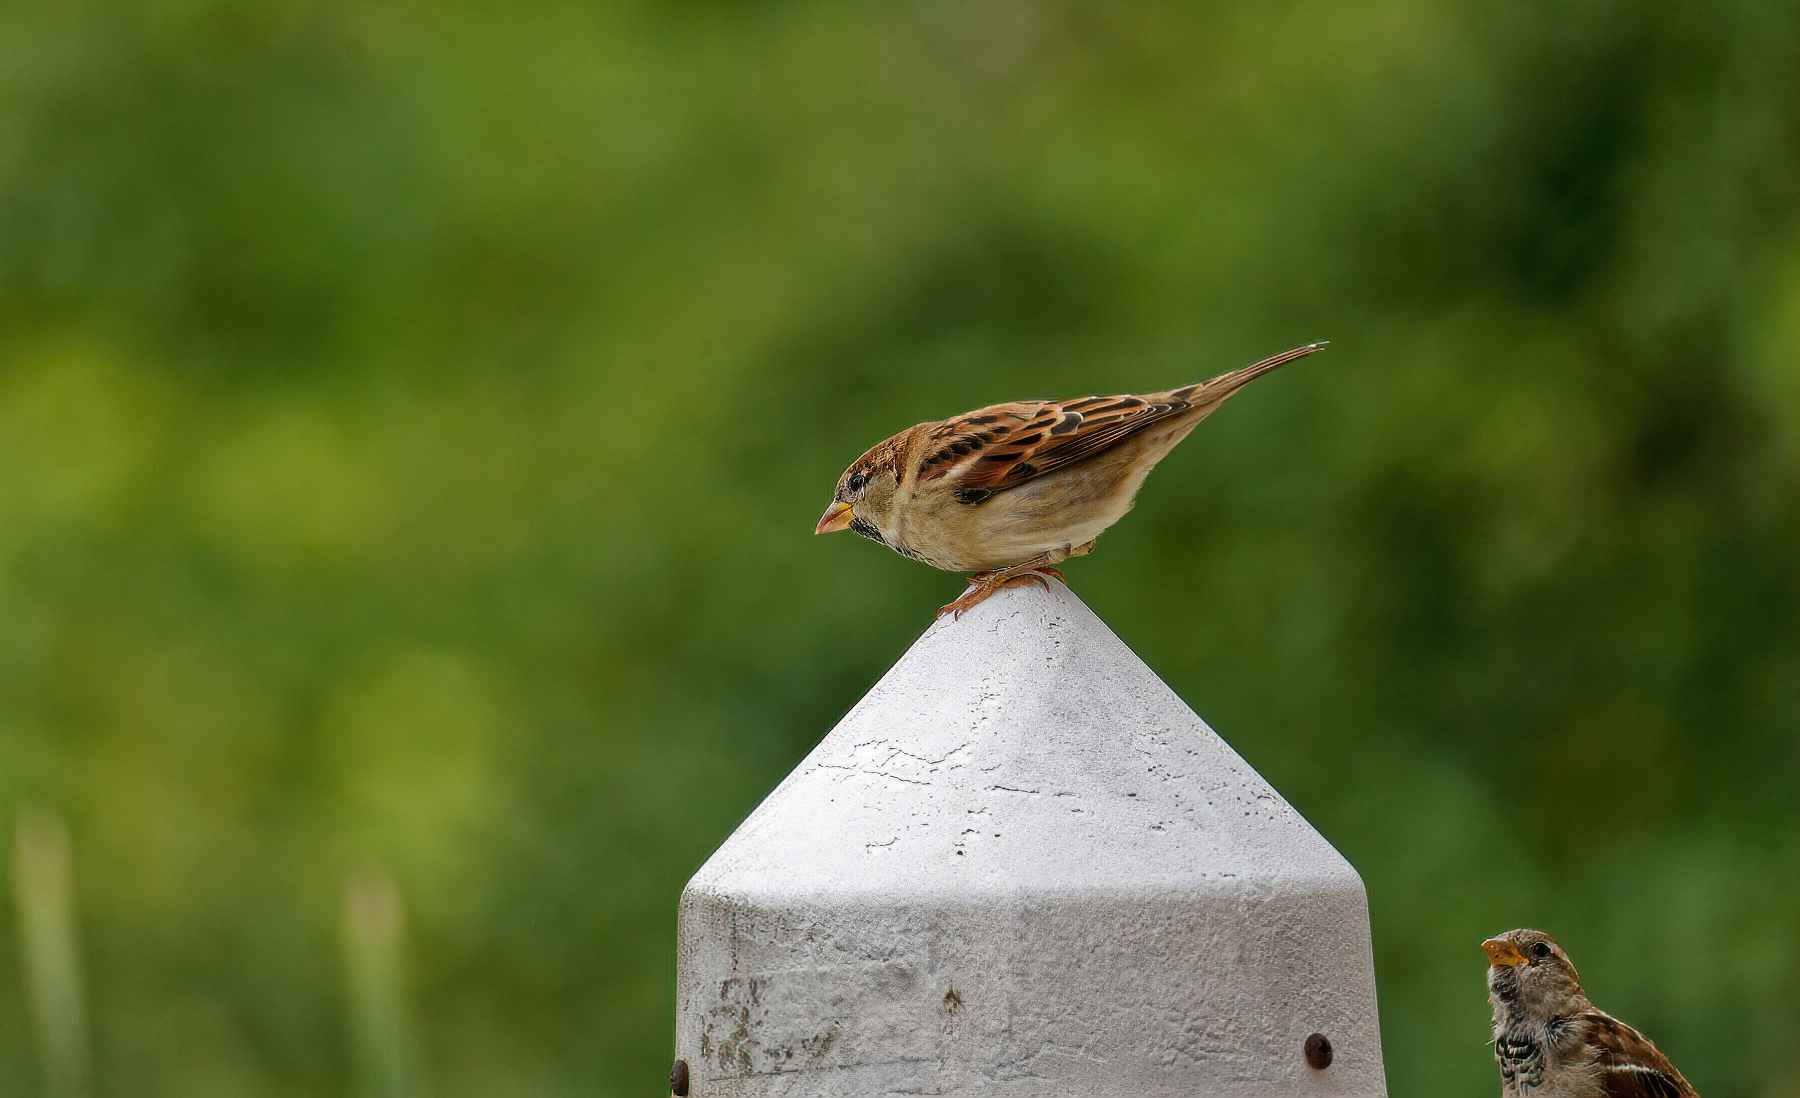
[676,580,1385,1096]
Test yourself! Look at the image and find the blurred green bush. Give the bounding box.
[2,4,1796,1095]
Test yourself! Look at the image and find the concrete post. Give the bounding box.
[675,580,1385,1096]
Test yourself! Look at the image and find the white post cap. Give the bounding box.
[676,580,1385,1096]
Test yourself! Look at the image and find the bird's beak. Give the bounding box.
[815,500,854,535]
[1482,937,1526,968]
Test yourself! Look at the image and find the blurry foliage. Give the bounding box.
[1,3,1797,1095]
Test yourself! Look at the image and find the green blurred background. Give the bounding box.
[2,3,1797,1095]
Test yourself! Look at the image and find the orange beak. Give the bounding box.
[1482,937,1526,968]
[815,500,854,535]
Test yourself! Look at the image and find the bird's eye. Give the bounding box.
[847,472,869,493]
[1530,942,1552,960]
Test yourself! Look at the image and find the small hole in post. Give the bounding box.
[1304,1033,1332,1070]
[670,1058,690,1095]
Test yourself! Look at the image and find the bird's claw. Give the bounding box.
[936,567,1068,619]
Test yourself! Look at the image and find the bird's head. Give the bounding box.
[815,435,907,545]
[1483,928,1586,1016]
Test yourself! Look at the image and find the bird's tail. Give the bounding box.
[1168,341,1327,404]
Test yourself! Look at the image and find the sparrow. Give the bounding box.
[1483,928,1698,1098]
[815,342,1324,617]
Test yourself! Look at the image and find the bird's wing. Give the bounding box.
[918,342,1324,502]
[1580,1012,1698,1098]
[914,394,1195,500]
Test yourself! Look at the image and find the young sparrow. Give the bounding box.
[1483,929,1698,1098]
[816,342,1325,617]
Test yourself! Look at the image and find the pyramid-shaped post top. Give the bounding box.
[676,580,1385,1097]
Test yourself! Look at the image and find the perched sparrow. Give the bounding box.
[816,342,1324,617]
[1484,929,1698,1098]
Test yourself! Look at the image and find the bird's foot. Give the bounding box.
[936,565,1068,619]
[937,581,999,619]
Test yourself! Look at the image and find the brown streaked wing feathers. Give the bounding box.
[918,343,1325,496]
[1582,1013,1697,1098]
